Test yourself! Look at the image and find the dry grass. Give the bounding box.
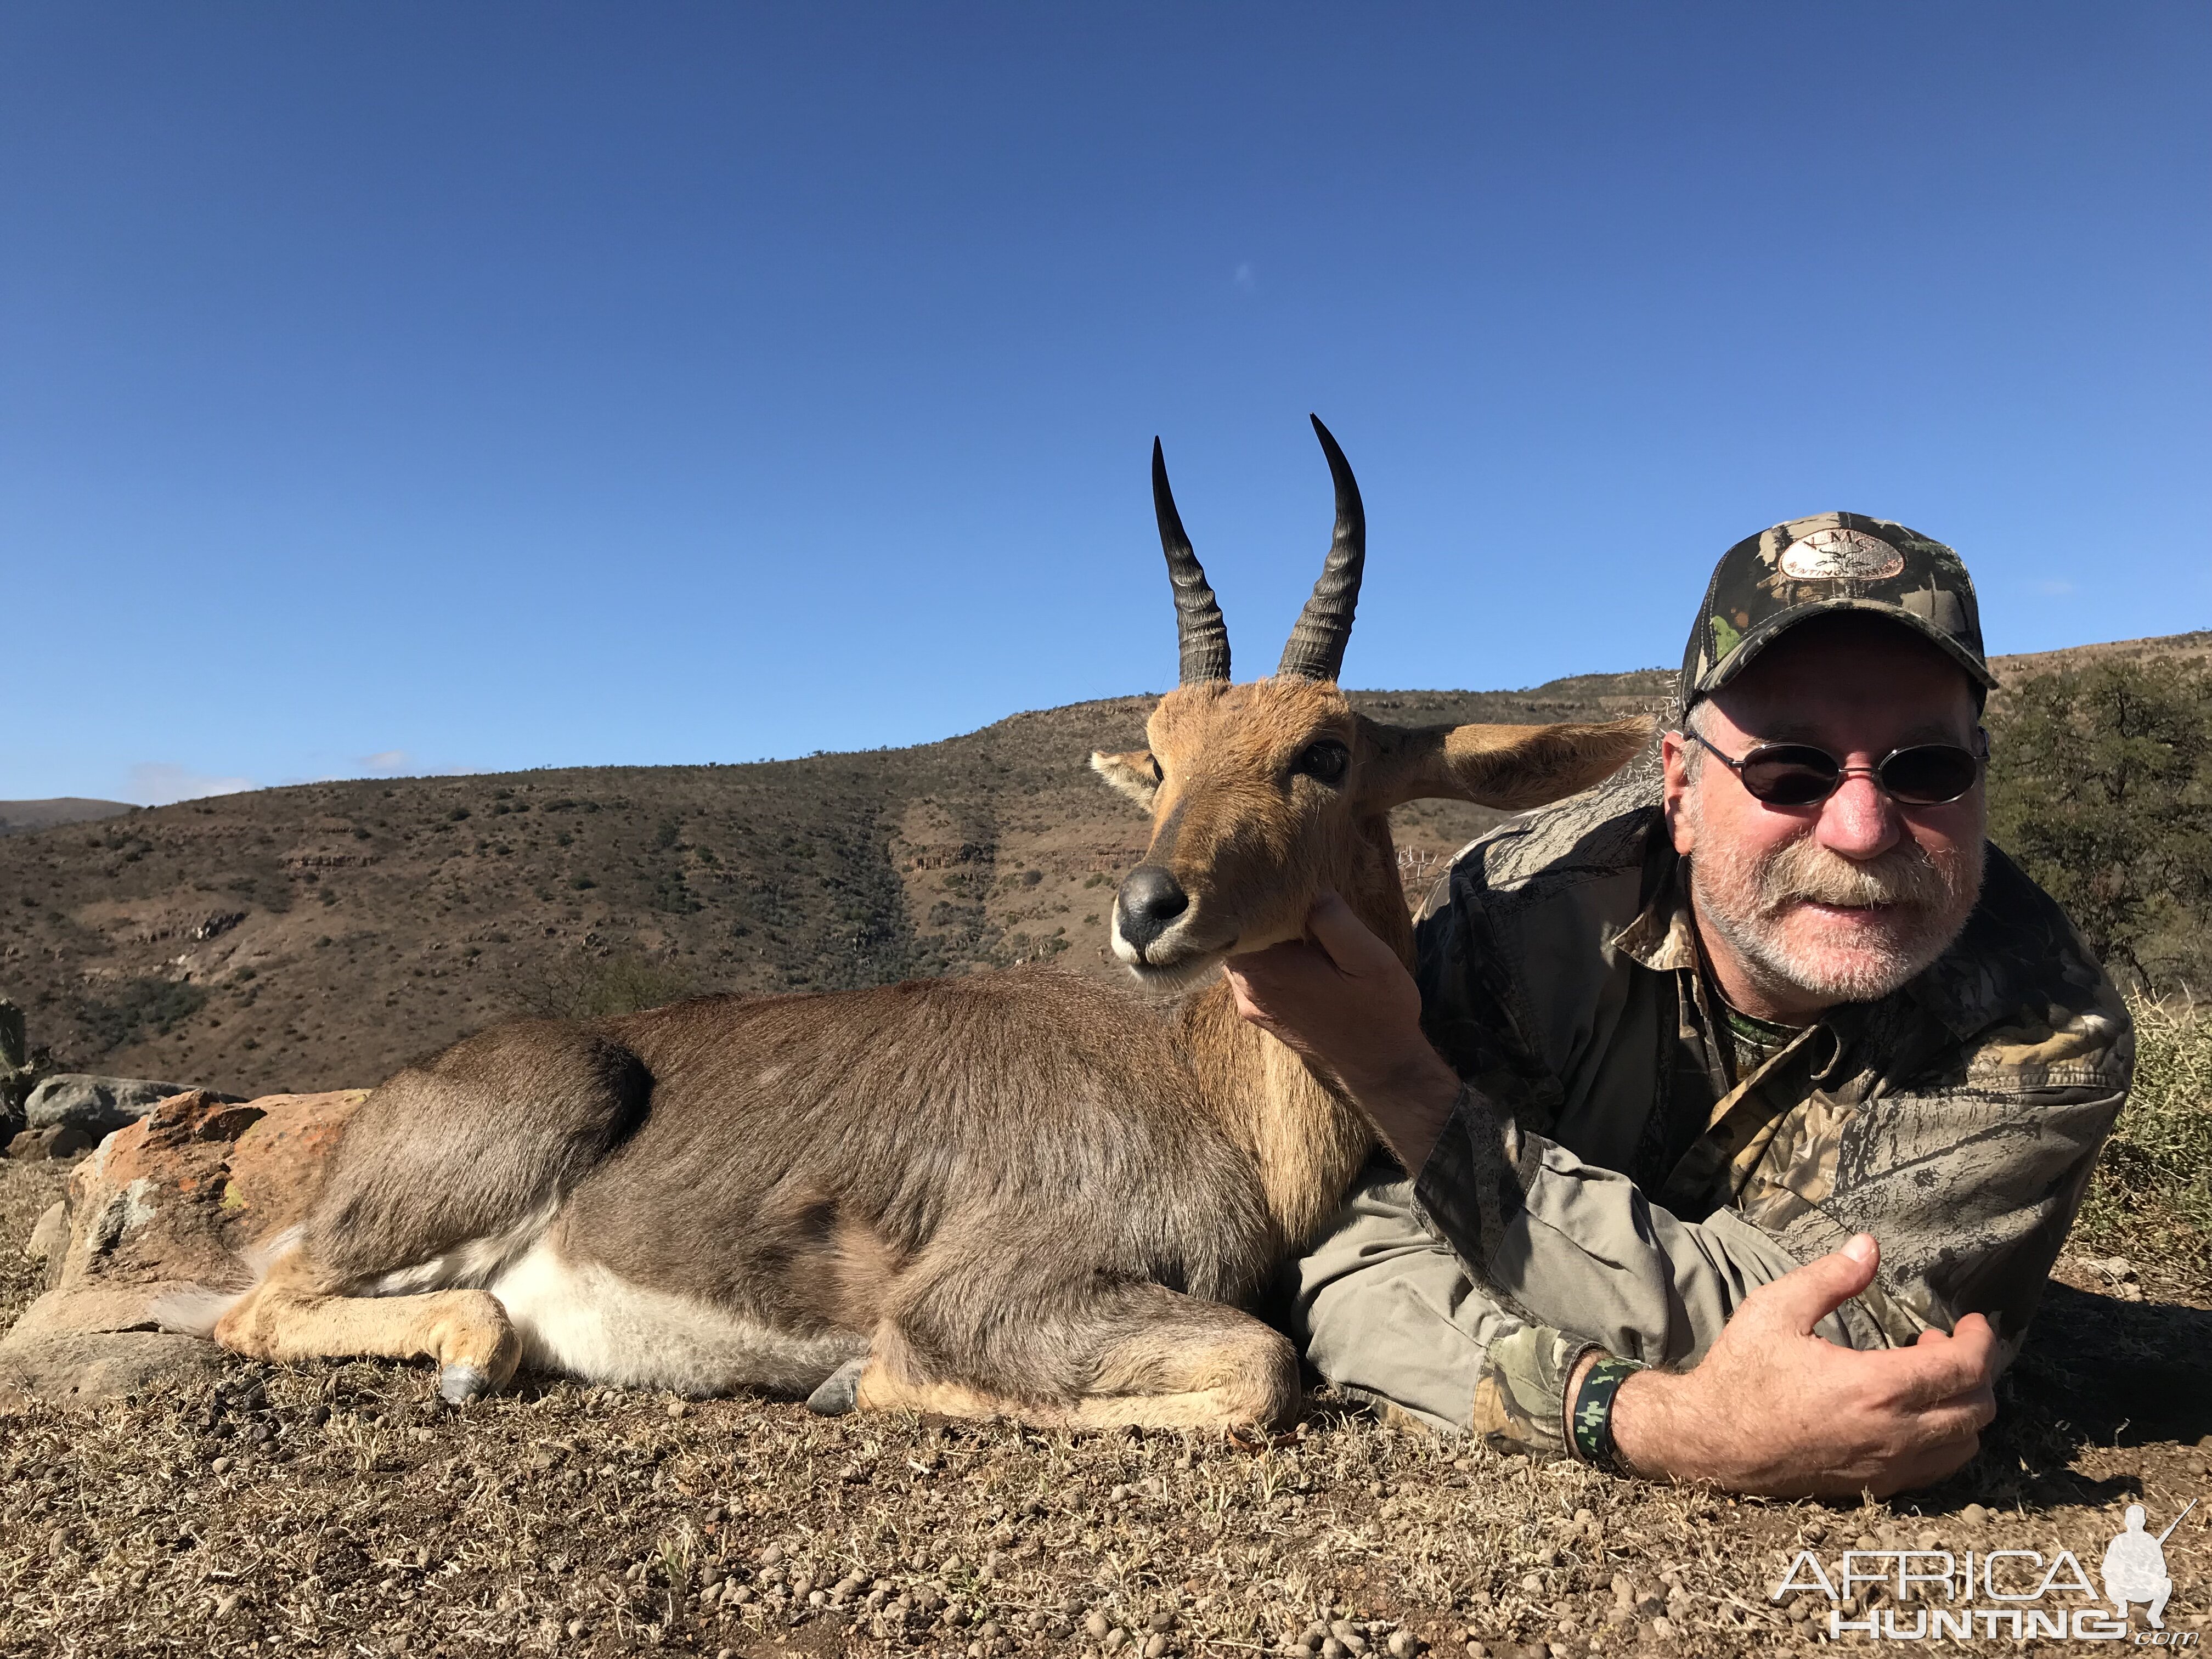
[5,1158,2210,1658]
[2070,995,2212,1289]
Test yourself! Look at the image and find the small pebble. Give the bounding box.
[1960,1503,1989,1526]
[667,1399,687,1419]
[1322,1641,1346,1659]
[209,1456,232,1475]
[1086,1612,1112,1640]
[1388,1633,1415,1656]
[1144,1637,1167,1659]
[1150,1610,1178,1632]
[1104,1629,1129,1654]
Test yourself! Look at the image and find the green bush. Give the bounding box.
[74,977,210,1056]
[1986,657,2212,989]
[523,952,697,1020]
[2070,994,2212,1284]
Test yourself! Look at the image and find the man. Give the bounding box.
[2102,1504,2177,1629]
[1230,512,2132,1498]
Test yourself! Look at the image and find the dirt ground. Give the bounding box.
[3,1158,2208,1659]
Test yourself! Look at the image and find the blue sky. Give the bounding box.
[4,4,2207,804]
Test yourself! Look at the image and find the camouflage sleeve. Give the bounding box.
[1733,1071,2129,1361]
[1468,1325,1594,1460]
[1406,1082,1846,1459]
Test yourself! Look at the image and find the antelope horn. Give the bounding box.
[1153,438,1231,684]
[1276,414,1365,682]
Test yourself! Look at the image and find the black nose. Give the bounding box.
[1116,865,1189,951]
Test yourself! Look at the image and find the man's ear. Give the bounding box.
[1361,716,1654,812]
[1089,749,1159,811]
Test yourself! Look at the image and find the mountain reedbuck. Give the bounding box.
[187,418,1647,1428]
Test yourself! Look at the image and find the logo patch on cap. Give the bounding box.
[1779,527,1905,581]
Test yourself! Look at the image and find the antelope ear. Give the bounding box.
[1362,716,1654,812]
[1089,749,1159,811]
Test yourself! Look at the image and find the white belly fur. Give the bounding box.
[487,1239,866,1396]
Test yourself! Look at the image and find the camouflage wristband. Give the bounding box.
[1569,1353,1648,1476]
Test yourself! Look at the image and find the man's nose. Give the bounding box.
[1815,772,1901,861]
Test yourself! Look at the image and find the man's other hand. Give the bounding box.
[1223,891,1461,1170]
[1608,1233,1998,1497]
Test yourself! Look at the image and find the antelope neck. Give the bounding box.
[1189,816,1406,1250]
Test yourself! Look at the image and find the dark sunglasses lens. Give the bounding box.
[1737,747,1841,805]
[1878,744,1981,804]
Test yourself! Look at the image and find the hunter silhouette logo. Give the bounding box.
[1771,1499,2198,1643]
[2105,1501,2194,1630]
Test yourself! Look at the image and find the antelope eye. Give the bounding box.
[1149,755,1164,784]
[1294,741,1350,786]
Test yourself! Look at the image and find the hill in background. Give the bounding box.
[0,799,133,838]
[1,633,2202,1098]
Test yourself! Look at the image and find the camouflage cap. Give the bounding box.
[1679,511,1997,709]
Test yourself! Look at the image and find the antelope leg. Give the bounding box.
[213,1251,520,1403]
[852,1284,1300,1431]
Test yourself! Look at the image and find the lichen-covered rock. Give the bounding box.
[0,1330,226,1407]
[0,1088,363,1405]
[26,1201,66,1263]
[22,1073,246,1141]
[5,1125,94,1162]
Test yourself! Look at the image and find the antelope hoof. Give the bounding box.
[805,1358,866,1417]
[438,1363,493,1406]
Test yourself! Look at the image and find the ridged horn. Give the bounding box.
[1153,438,1231,684]
[1276,415,1365,682]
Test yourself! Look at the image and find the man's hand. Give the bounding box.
[1222,891,1462,1171]
[1605,1233,1997,1497]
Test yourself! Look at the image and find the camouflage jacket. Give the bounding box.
[1405,772,2133,1460]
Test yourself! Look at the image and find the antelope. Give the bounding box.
[180,418,1647,1429]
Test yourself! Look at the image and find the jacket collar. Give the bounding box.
[1611,833,1700,974]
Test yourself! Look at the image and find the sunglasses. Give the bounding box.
[1683,727,1989,807]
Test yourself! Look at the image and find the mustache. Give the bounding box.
[1753,836,1962,916]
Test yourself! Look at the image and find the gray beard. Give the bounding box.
[1686,824,1985,1009]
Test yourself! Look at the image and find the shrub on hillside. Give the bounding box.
[1986,657,2212,989]
[2070,994,2212,1286]
[523,952,698,1020]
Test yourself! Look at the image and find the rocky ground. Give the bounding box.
[3,1158,2208,1659]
